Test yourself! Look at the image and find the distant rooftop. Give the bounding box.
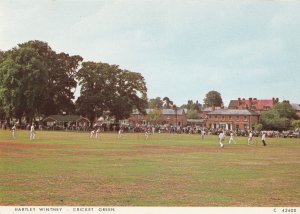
[291,103,300,111]
[207,109,259,116]
[228,98,278,110]
[132,108,186,115]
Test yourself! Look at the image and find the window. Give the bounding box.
[244,116,247,121]
[229,116,232,121]
[236,116,240,121]
[222,116,225,121]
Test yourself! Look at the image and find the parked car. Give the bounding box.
[290,131,300,138]
[283,131,293,138]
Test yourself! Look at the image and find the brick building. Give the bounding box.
[228,97,279,114]
[128,108,187,126]
[206,109,259,131]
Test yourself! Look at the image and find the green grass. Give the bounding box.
[0,130,299,206]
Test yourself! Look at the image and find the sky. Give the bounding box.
[0,0,299,106]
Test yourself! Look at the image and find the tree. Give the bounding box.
[255,123,263,131]
[17,41,82,116]
[203,90,223,107]
[147,108,162,125]
[260,109,291,131]
[0,40,83,122]
[163,97,173,109]
[273,102,297,119]
[76,61,147,124]
[0,45,49,122]
[291,120,300,130]
[148,97,163,109]
[182,100,202,111]
[186,109,200,119]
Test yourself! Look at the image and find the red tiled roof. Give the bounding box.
[229,99,275,110]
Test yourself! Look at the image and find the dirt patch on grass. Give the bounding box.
[64,143,247,157]
[0,141,85,158]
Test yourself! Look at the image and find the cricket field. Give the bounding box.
[0,130,299,206]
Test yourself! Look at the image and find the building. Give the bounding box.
[228,97,279,114]
[206,109,259,131]
[128,108,187,126]
[200,106,225,117]
[43,115,90,128]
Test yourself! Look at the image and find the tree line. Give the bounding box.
[0,40,147,125]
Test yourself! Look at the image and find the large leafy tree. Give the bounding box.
[76,61,147,124]
[260,102,297,131]
[203,90,223,107]
[18,41,82,116]
[148,97,163,109]
[0,40,82,122]
[0,45,48,122]
[273,102,297,119]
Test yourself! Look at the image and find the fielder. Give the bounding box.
[30,124,36,140]
[90,130,95,138]
[262,131,267,146]
[118,128,123,139]
[95,128,100,139]
[145,129,150,140]
[228,132,236,144]
[248,131,253,145]
[219,131,225,148]
[11,124,16,139]
[201,130,205,139]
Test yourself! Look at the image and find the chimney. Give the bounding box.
[254,98,257,100]
[276,98,279,103]
[249,97,252,106]
[242,98,245,100]
[272,97,275,104]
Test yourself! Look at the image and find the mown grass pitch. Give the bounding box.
[0,130,299,206]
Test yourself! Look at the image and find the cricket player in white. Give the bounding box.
[95,128,100,139]
[262,131,267,146]
[201,130,205,139]
[12,125,16,139]
[118,129,123,139]
[90,130,95,138]
[30,124,35,140]
[145,129,149,140]
[228,132,236,144]
[219,131,225,148]
[248,131,253,145]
